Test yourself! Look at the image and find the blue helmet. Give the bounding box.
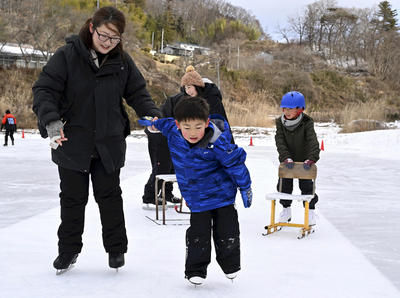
[280,91,305,109]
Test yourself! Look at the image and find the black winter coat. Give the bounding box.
[160,83,229,121]
[33,35,161,174]
[275,113,320,163]
[150,82,234,143]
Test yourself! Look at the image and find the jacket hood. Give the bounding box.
[197,114,231,148]
[66,35,87,56]
[204,83,222,101]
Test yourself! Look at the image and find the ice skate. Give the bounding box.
[165,195,181,205]
[142,197,168,210]
[109,252,125,270]
[278,207,292,223]
[308,210,318,226]
[53,253,78,275]
[225,271,238,282]
[188,276,205,286]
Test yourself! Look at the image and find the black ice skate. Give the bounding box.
[109,252,125,271]
[53,253,78,275]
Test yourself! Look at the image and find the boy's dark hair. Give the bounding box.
[174,96,209,123]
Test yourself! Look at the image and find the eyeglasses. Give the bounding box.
[95,28,121,44]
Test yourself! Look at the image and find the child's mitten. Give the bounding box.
[240,188,253,208]
[303,159,315,170]
[138,116,154,126]
[284,158,294,169]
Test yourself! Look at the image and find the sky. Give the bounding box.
[0,122,400,297]
[226,0,400,40]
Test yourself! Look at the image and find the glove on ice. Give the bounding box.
[240,188,253,208]
[46,120,63,141]
[284,158,294,169]
[138,116,154,126]
[303,159,315,170]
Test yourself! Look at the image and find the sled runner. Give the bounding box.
[263,162,317,239]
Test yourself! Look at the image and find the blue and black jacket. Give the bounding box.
[154,114,251,212]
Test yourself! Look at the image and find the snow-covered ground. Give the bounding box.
[0,122,399,297]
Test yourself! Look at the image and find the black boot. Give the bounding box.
[53,253,79,269]
[3,144,7,146]
[109,252,125,269]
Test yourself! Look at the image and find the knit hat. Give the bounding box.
[181,66,205,87]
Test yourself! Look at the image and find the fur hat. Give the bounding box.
[181,66,205,87]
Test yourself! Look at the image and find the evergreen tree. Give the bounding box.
[377,1,398,32]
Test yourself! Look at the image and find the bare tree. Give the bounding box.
[288,10,306,45]
[275,23,293,43]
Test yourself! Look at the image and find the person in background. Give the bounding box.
[141,97,252,285]
[1,109,17,146]
[32,6,161,273]
[274,91,320,225]
[141,65,232,210]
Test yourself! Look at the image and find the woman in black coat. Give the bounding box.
[32,6,161,273]
[141,66,233,209]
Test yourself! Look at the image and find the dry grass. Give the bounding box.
[339,101,388,133]
[310,100,389,132]
[0,66,40,129]
[0,67,393,134]
[225,92,390,134]
[224,89,278,127]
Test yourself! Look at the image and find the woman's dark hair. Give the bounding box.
[194,85,205,97]
[174,96,209,123]
[79,6,126,58]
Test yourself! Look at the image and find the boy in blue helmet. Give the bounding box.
[139,96,252,285]
[275,91,320,225]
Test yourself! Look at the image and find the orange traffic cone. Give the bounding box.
[249,137,254,146]
[321,140,324,151]
[22,130,25,138]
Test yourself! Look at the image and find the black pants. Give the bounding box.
[4,129,14,145]
[277,178,319,209]
[142,132,174,203]
[185,204,240,279]
[57,158,128,254]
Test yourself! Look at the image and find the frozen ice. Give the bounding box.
[0,124,399,297]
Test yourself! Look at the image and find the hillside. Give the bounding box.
[0,41,399,131]
[0,0,399,130]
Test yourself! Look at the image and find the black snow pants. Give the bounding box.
[277,178,319,209]
[57,158,128,254]
[142,131,174,203]
[4,129,14,145]
[185,204,241,279]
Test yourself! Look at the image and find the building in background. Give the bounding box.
[0,43,50,68]
[161,42,210,57]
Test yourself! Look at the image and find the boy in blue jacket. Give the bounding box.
[140,97,252,285]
